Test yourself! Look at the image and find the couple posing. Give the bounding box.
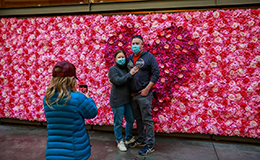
[108,35,160,155]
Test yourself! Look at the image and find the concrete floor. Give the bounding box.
[0,124,260,160]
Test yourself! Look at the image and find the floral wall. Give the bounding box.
[0,8,260,138]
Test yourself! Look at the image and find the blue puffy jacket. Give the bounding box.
[43,92,98,160]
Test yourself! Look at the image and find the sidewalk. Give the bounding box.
[0,124,259,160]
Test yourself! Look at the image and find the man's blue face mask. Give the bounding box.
[116,58,126,65]
[132,44,141,53]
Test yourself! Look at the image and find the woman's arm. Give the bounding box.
[108,67,132,86]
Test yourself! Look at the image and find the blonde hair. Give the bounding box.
[45,67,77,109]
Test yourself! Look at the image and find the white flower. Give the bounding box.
[233,129,240,135]
[199,48,206,54]
[230,70,235,76]
[152,21,158,28]
[207,110,213,116]
[76,68,81,74]
[2,92,7,98]
[178,74,183,79]
[200,95,205,101]
[236,93,242,100]
[38,68,43,73]
[197,117,202,123]
[102,34,106,40]
[95,45,100,50]
[213,11,219,18]
[2,34,6,39]
[158,115,165,122]
[51,40,56,45]
[247,86,254,93]
[228,94,235,101]
[250,121,258,127]
[232,23,238,29]
[155,39,160,44]
[80,55,85,60]
[215,37,222,43]
[134,23,140,28]
[210,62,217,68]
[118,42,123,47]
[161,78,166,83]
[73,45,78,50]
[200,71,206,78]
[237,68,244,76]
[180,103,185,109]
[213,31,219,37]
[17,28,22,34]
[18,69,23,74]
[192,32,199,39]
[20,88,24,94]
[0,59,5,65]
[208,82,214,87]
[245,106,251,112]
[248,20,254,27]
[212,87,218,93]
[211,103,217,110]
[251,81,258,88]
[252,36,258,43]
[14,65,19,70]
[192,92,198,97]
[203,23,208,29]
[184,115,189,121]
[255,55,260,61]
[216,55,221,61]
[162,14,168,20]
[185,14,192,20]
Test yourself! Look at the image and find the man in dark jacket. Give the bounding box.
[127,35,160,155]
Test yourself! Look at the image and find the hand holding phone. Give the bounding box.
[79,85,89,98]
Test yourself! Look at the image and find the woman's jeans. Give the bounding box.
[112,103,134,143]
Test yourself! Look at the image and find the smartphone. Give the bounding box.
[79,85,88,93]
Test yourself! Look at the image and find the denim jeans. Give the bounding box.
[112,103,134,143]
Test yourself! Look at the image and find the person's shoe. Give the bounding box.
[125,136,135,145]
[128,140,146,148]
[117,141,127,152]
[139,145,155,155]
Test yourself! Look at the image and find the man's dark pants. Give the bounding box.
[131,91,155,147]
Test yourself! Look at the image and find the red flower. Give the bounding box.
[240,102,247,108]
[208,27,214,34]
[248,43,255,49]
[222,99,228,106]
[240,91,247,97]
[174,84,180,89]
[247,68,255,74]
[243,77,250,84]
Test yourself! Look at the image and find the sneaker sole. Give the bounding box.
[128,144,138,148]
[139,149,155,156]
[128,143,146,148]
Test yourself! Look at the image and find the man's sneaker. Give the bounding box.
[139,145,155,155]
[125,136,135,145]
[117,141,127,152]
[128,140,146,148]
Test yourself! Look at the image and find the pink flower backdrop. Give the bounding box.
[0,8,260,138]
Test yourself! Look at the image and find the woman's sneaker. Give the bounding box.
[125,136,135,145]
[117,141,127,152]
[128,140,146,148]
[139,145,155,155]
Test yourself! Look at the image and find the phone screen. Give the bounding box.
[79,85,88,93]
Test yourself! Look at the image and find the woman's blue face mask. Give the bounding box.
[116,58,126,65]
